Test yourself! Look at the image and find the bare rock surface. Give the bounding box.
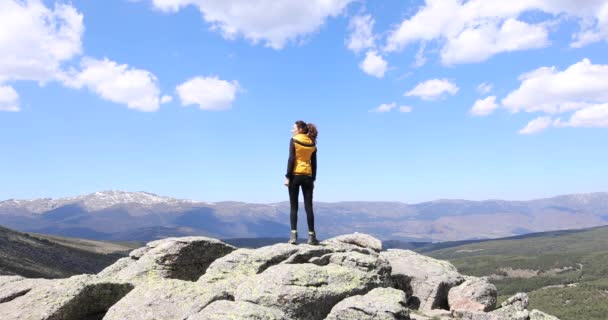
[0,274,132,320]
[98,236,236,282]
[234,253,392,320]
[380,249,465,310]
[325,287,410,320]
[448,276,497,312]
[187,300,289,320]
[321,232,383,253]
[103,278,229,320]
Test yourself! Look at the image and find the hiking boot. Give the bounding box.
[307,231,319,245]
[288,230,298,245]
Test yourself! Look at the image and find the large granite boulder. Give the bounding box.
[451,293,561,320]
[103,278,229,320]
[321,232,383,253]
[187,300,289,320]
[99,236,236,282]
[0,274,132,320]
[448,276,497,312]
[197,243,303,297]
[0,276,52,304]
[234,251,393,320]
[325,287,410,320]
[380,249,465,310]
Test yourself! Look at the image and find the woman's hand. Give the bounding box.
[284,178,290,187]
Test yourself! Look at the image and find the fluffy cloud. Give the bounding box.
[440,19,549,65]
[405,79,459,100]
[176,76,240,110]
[151,0,354,49]
[62,58,162,112]
[160,95,173,104]
[502,59,608,114]
[370,102,396,113]
[557,104,608,128]
[0,0,83,83]
[399,105,413,113]
[470,96,499,116]
[384,0,608,64]
[519,116,553,134]
[477,82,493,95]
[0,85,19,112]
[359,51,388,78]
[346,14,375,53]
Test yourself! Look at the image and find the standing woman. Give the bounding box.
[284,120,319,245]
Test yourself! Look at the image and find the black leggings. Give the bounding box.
[288,175,315,232]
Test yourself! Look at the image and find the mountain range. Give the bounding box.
[1,190,607,242]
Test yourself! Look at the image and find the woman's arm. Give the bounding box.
[311,149,317,181]
[285,138,295,179]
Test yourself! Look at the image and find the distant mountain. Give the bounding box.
[1,190,607,242]
[0,225,133,278]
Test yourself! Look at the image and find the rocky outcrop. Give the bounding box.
[380,249,465,310]
[0,233,560,320]
[234,254,392,319]
[187,300,289,320]
[452,293,537,320]
[103,279,230,320]
[448,276,497,312]
[0,275,133,320]
[98,236,236,282]
[0,276,52,304]
[325,287,410,320]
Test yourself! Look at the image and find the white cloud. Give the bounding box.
[399,105,413,113]
[384,0,608,64]
[557,104,608,128]
[176,76,240,111]
[0,85,19,112]
[359,51,388,78]
[470,96,499,116]
[571,3,608,47]
[440,19,549,65]
[413,44,427,68]
[370,102,396,113]
[405,79,459,100]
[62,58,161,112]
[161,95,173,104]
[151,0,354,49]
[502,58,608,114]
[346,14,375,53]
[477,82,493,95]
[0,0,84,82]
[519,116,553,134]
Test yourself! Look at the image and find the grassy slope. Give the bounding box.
[419,225,608,320]
[0,225,136,278]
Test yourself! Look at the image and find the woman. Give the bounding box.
[284,120,319,245]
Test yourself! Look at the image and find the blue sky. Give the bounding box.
[1,0,607,203]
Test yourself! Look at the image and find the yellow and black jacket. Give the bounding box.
[286,133,317,180]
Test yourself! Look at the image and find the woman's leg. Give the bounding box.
[288,176,300,231]
[302,176,315,233]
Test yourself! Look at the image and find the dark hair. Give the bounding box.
[295,120,318,144]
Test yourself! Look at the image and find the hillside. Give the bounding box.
[0,225,133,278]
[420,225,608,320]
